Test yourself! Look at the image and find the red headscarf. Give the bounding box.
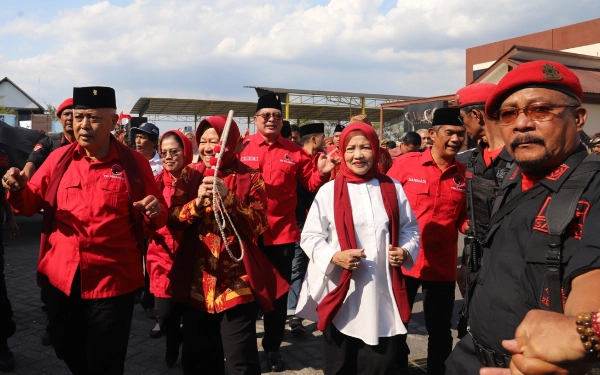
[196,115,241,170]
[316,122,411,331]
[158,130,193,188]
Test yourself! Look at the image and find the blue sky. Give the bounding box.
[0,0,598,132]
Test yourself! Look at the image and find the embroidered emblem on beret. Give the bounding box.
[455,94,461,106]
[542,64,563,81]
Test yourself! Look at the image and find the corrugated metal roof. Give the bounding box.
[130,97,403,122]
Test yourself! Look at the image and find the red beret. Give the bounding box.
[56,98,73,117]
[485,60,583,118]
[455,83,496,109]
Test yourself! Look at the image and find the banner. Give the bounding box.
[403,101,447,132]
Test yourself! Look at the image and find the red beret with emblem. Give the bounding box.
[455,83,496,109]
[56,98,73,117]
[485,60,583,118]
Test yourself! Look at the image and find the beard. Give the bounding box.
[510,134,553,169]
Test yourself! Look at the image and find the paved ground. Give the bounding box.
[3,215,464,374]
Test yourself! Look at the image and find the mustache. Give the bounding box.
[510,134,545,151]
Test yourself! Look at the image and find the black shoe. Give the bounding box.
[0,345,15,372]
[289,316,305,336]
[41,331,51,346]
[149,326,164,339]
[266,351,284,372]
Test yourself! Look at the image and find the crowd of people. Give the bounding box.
[0,59,598,375]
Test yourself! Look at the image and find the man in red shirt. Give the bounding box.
[387,107,468,375]
[239,93,336,372]
[2,86,167,375]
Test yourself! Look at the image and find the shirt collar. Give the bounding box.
[73,138,119,162]
[499,145,588,193]
[421,147,459,170]
[150,151,161,163]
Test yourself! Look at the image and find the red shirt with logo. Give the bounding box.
[9,141,167,299]
[238,133,329,245]
[387,148,468,281]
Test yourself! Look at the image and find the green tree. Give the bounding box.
[45,102,57,121]
[0,95,15,115]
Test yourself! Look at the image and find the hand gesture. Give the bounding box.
[2,168,29,192]
[317,149,341,175]
[480,310,595,375]
[331,249,366,271]
[235,128,250,154]
[389,245,409,267]
[198,176,229,199]
[133,195,161,218]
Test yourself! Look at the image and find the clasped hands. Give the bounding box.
[195,176,229,209]
[331,245,409,271]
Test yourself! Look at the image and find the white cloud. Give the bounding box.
[0,0,597,119]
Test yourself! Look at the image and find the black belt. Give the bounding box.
[471,334,511,368]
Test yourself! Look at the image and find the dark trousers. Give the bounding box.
[154,297,184,352]
[322,324,398,375]
[46,273,136,375]
[287,241,308,313]
[258,239,294,352]
[181,302,260,375]
[398,276,456,375]
[0,236,15,341]
[445,335,483,375]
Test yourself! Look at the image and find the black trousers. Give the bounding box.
[258,239,294,352]
[398,276,456,375]
[46,273,136,375]
[445,335,484,375]
[322,324,399,375]
[0,216,15,342]
[154,297,184,351]
[181,302,260,375]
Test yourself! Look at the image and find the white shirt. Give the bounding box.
[149,151,163,176]
[296,178,420,345]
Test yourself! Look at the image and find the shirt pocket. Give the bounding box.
[450,190,466,217]
[98,178,129,215]
[402,182,429,213]
[57,180,82,212]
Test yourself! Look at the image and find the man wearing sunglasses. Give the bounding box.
[239,93,337,372]
[454,83,513,338]
[446,60,600,375]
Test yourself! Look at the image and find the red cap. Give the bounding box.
[56,98,73,117]
[455,83,496,108]
[485,60,583,118]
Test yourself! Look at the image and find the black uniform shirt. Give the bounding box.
[25,133,72,169]
[469,146,600,355]
[467,143,513,237]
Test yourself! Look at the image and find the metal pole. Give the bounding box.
[379,106,384,140]
[361,97,366,114]
[285,93,290,120]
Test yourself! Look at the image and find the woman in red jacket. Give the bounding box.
[146,129,193,368]
[168,115,288,375]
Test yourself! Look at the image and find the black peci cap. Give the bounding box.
[256,93,282,112]
[73,86,116,109]
[299,123,325,137]
[431,107,462,127]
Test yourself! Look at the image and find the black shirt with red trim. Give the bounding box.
[25,133,72,169]
[469,146,600,357]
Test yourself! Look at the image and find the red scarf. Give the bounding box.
[316,123,411,331]
[169,118,288,312]
[38,136,146,287]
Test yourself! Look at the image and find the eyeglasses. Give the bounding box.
[256,112,283,121]
[159,149,181,159]
[494,103,579,125]
[457,109,474,125]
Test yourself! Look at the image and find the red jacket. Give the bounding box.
[9,141,167,298]
[387,149,468,282]
[238,134,328,245]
